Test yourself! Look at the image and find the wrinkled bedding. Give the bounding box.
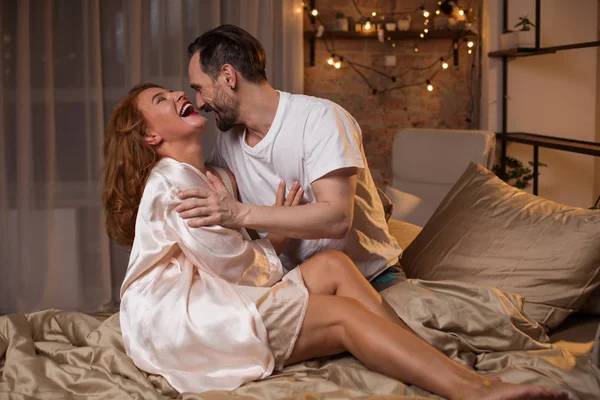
[1,279,599,400]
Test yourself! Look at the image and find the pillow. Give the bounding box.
[387,219,422,251]
[402,162,600,330]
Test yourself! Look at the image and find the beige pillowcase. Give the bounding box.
[402,162,600,330]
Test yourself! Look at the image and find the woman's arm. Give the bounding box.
[153,171,283,287]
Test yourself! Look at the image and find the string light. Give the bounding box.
[458,9,464,16]
[436,9,440,14]
[301,4,476,96]
[372,11,377,17]
[295,7,302,14]
[468,49,473,54]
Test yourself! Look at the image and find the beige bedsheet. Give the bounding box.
[1,278,599,400]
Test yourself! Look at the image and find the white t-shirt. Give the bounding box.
[210,91,401,281]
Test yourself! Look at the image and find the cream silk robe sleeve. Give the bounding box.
[119,158,283,393]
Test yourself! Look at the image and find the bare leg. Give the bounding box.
[286,294,567,400]
[299,250,412,332]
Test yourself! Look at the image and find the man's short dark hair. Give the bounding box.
[188,25,267,83]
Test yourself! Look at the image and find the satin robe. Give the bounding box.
[120,158,284,393]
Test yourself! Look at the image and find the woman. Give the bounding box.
[101,83,566,400]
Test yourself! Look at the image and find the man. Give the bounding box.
[177,24,402,291]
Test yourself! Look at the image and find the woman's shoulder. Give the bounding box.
[205,165,238,198]
[152,158,209,189]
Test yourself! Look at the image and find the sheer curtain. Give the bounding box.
[0,0,303,314]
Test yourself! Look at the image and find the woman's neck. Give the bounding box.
[162,141,205,173]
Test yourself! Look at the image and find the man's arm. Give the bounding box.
[244,167,357,239]
[176,167,358,240]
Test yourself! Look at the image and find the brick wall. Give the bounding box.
[303,0,480,185]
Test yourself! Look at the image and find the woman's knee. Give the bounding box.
[307,249,355,276]
[300,250,357,292]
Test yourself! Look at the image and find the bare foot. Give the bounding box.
[463,380,569,400]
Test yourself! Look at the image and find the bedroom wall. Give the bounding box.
[481,0,599,208]
[303,0,480,186]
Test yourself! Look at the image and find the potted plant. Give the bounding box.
[335,12,349,31]
[385,20,397,31]
[396,15,411,31]
[493,156,547,190]
[501,15,536,49]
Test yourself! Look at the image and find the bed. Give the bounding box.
[1,218,599,400]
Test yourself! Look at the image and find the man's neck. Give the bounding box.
[237,83,280,147]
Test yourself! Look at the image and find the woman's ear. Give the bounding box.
[144,131,162,146]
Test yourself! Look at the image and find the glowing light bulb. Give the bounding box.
[442,62,448,69]
[364,21,371,31]
[427,81,433,91]
[414,47,419,52]
[423,10,430,18]
[420,33,425,38]
[458,9,464,16]
[438,1,442,4]
[467,41,474,48]
[311,9,318,16]
[468,49,472,54]
[424,19,429,25]
[392,42,396,47]
[327,57,334,65]
[295,7,302,14]
[334,61,341,69]
[424,28,429,33]
[372,11,377,17]
[436,10,440,15]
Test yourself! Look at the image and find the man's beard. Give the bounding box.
[210,89,239,132]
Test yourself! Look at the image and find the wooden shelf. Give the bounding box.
[488,48,555,58]
[304,30,475,41]
[497,132,600,157]
[489,40,600,58]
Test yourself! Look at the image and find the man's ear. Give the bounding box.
[221,64,238,90]
[144,130,162,146]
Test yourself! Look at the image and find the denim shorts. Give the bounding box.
[370,263,406,292]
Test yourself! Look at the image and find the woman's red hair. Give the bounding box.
[101,83,162,247]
